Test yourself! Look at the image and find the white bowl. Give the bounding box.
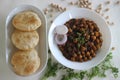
[5,5,48,77]
[48,8,111,70]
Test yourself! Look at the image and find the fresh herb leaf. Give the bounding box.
[61,71,87,80]
[87,66,100,80]
[41,58,59,80]
[41,52,119,80]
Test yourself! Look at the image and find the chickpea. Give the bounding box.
[92,45,97,51]
[99,32,102,36]
[94,26,99,31]
[96,39,100,43]
[71,57,75,61]
[73,53,77,57]
[84,33,87,36]
[88,22,92,26]
[92,53,96,57]
[81,52,85,55]
[100,38,103,43]
[91,32,94,36]
[89,25,94,30]
[69,28,72,32]
[86,35,90,40]
[73,25,76,29]
[79,58,83,62]
[86,51,90,57]
[91,36,96,41]
[88,56,92,60]
[78,51,81,54]
[96,44,100,50]
[81,46,86,51]
[80,28,85,32]
[95,31,100,37]
[84,57,88,61]
[80,24,84,27]
[100,43,102,47]
[85,24,88,28]
[59,47,64,51]
[90,49,94,54]
[88,42,94,47]
[81,18,86,22]
[79,54,83,59]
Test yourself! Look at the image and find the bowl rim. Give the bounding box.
[48,8,111,70]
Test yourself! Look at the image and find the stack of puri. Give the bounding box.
[11,11,41,76]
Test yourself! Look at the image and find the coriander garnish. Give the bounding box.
[41,58,59,80]
[41,52,119,80]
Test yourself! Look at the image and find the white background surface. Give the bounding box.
[0,0,120,80]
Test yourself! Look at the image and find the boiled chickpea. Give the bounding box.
[79,54,83,59]
[69,28,73,32]
[86,51,90,57]
[86,35,90,40]
[95,31,100,37]
[81,46,86,51]
[91,36,96,41]
[74,53,78,57]
[71,57,75,61]
[92,45,97,51]
[95,39,100,44]
[84,57,88,61]
[92,53,96,57]
[88,56,92,60]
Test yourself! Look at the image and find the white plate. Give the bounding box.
[5,5,48,78]
[48,8,111,70]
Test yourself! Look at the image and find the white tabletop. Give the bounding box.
[0,0,120,80]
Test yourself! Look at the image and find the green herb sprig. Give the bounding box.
[41,58,59,80]
[41,52,119,80]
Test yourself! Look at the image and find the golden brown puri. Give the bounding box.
[11,49,40,76]
[11,30,39,50]
[12,11,41,31]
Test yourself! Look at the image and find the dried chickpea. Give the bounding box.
[111,47,115,50]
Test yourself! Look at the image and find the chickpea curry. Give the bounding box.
[58,18,103,62]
